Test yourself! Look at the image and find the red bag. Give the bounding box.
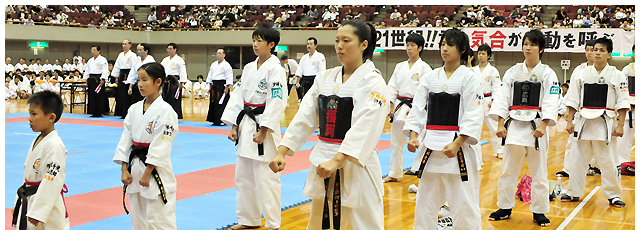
[516,174,532,204]
[621,161,635,176]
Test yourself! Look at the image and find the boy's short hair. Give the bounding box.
[585,40,596,48]
[594,37,613,53]
[522,29,545,58]
[197,75,204,80]
[478,44,492,57]
[28,91,64,123]
[252,25,280,53]
[561,83,569,88]
[280,55,288,60]
[307,37,318,45]
[406,33,426,56]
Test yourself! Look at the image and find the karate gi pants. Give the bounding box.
[87,75,109,116]
[483,101,504,156]
[128,192,177,230]
[300,76,315,100]
[206,80,228,124]
[114,70,131,118]
[566,140,622,199]
[497,145,550,214]
[163,75,183,119]
[306,169,384,230]
[389,120,407,178]
[235,156,281,228]
[414,169,481,229]
[617,120,634,164]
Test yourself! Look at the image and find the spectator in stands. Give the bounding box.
[600,14,610,28]
[623,12,633,24]
[615,8,626,20]
[322,8,334,21]
[265,10,275,21]
[331,16,341,27]
[459,13,469,26]
[345,8,354,20]
[510,6,522,19]
[573,14,584,28]
[246,6,257,15]
[494,11,505,27]
[423,18,432,27]
[390,8,401,20]
[100,20,108,29]
[442,15,450,27]
[212,16,223,28]
[275,11,289,24]
[376,21,387,28]
[87,19,96,29]
[400,14,411,27]
[22,14,34,25]
[469,15,479,27]
[308,8,320,21]
[621,20,635,30]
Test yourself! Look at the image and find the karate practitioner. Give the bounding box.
[404,28,483,230]
[112,39,137,119]
[618,44,635,164]
[280,55,299,98]
[52,60,62,73]
[295,37,326,102]
[126,43,155,107]
[83,45,109,117]
[62,59,72,76]
[12,91,69,230]
[556,40,597,177]
[562,37,629,208]
[6,57,15,73]
[6,79,17,100]
[270,20,388,230]
[193,75,209,99]
[16,58,29,74]
[114,62,179,230]
[206,48,233,126]
[473,44,504,159]
[488,29,558,226]
[384,33,432,183]
[42,60,52,72]
[221,25,287,230]
[160,42,187,119]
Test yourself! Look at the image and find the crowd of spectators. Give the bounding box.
[552,5,634,29]
[5,5,136,29]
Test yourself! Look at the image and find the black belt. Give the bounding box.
[119,69,131,81]
[89,74,102,84]
[302,75,316,77]
[390,97,413,123]
[12,183,39,230]
[501,118,539,150]
[322,169,341,230]
[415,134,468,181]
[122,144,168,214]
[235,103,266,156]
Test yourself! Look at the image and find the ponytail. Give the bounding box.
[341,20,377,63]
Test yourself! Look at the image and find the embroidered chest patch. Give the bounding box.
[33,158,41,174]
[146,121,154,134]
[259,78,268,90]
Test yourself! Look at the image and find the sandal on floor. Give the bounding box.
[405,170,418,175]
[383,177,398,183]
[533,213,551,227]
[608,197,626,208]
[560,194,579,202]
[555,170,569,177]
[228,224,260,230]
[488,209,512,221]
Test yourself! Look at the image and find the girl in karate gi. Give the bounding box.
[404,28,483,230]
[488,29,558,226]
[113,62,179,230]
[384,33,433,183]
[221,25,287,230]
[269,20,389,230]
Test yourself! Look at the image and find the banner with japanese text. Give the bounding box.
[375,28,635,53]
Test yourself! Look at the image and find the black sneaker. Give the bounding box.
[560,194,579,202]
[608,197,626,208]
[404,170,418,176]
[488,209,512,221]
[555,170,569,177]
[533,213,550,227]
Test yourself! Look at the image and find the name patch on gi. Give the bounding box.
[370,92,386,106]
[550,85,560,95]
[162,124,174,141]
[45,162,61,181]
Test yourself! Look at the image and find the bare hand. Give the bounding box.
[488,100,493,108]
[566,122,575,135]
[317,159,340,179]
[121,170,132,185]
[128,88,133,95]
[388,111,394,118]
[407,138,420,153]
[612,125,624,137]
[100,79,106,85]
[28,217,40,226]
[533,126,546,138]
[253,130,267,144]
[224,86,230,94]
[442,142,461,158]
[139,171,151,187]
[296,83,300,88]
[228,126,238,142]
[269,155,287,173]
[496,126,507,138]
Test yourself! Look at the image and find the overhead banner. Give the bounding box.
[375,28,635,53]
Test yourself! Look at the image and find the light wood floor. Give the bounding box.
[5,88,635,230]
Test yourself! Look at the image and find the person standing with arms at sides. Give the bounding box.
[562,37,629,208]
[556,40,597,178]
[473,44,504,159]
[384,33,432,183]
[619,44,635,164]
[83,45,109,117]
[295,37,326,102]
[161,43,187,119]
[12,91,69,230]
[221,25,287,230]
[126,43,156,107]
[488,29,558,226]
[112,39,137,119]
[280,55,299,98]
[270,20,389,230]
[206,48,233,126]
[404,28,483,229]
[113,62,179,230]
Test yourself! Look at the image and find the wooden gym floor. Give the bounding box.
[5,88,635,229]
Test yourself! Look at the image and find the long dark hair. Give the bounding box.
[138,62,165,95]
[341,20,376,63]
[439,28,471,66]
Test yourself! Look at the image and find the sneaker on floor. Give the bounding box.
[608,197,626,208]
[555,170,570,177]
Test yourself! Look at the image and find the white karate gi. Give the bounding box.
[111,50,137,79]
[83,56,109,80]
[62,63,73,72]
[40,81,59,93]
[6,63,15,72]
[15,130,70,230]
[206,60,234,86]
[221,55,287,229]
[52,64,62,72]
[113,98,179,230]
[6,86,17,99]
[472,63,504,157]
[295,52,326,77]
[405,66,483,230]
[564,64,629,199]
[562,62,590,172]
[192,82,209,98]
[387,58,432,179]
[124,56,156,85]
[30,64,43,74]
[15,63,28,72]
[489,62,558,214]
[42,64,52,72]
[280,64,389,230]
[160,55,188,83]
[618,63,635,163]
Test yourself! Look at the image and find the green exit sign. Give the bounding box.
[274,46,287,52]
[28,41,48,48]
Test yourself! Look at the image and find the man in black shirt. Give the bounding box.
[554,6,567,21]
[494,11,505,27]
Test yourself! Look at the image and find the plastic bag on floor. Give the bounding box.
[516,174,532,204]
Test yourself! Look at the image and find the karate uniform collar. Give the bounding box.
[438,64,469,82]
[142,95,163,115]
[520,61,543,74]
[253,54,281,69]
[588,63,611,77]
[33,129,59,149]
[338,61,374,84]
[408,58,423,69]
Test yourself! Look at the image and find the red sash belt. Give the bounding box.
[25,179,69,218]
[509,105,541,111]
[425,125,460,131]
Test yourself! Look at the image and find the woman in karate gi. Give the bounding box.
[488,29,558,226]
[220,25,287,230]
[270,20,389,230]
[113,62,179,230]
[384,33,433,183]
[404,28,483,230]
[126,43,156,107]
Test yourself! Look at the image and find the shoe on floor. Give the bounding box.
[533,213,550,227]
[488,209,512,221]
[608,197,626,208]
[560,194,580,202]
[555,170,570,177]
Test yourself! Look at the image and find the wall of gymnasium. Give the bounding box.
[6,24,634,83]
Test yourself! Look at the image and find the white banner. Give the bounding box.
[375,28,635,53]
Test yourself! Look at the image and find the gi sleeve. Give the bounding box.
[259,66,288,133]
[82,62,89,80]
[622,65,629,77]
[338,75,390,167]
[318,53,326,72]
[489,67,514,121]
[403,72,429,137]
[540,68,559,126]
[224,63,234,86]
[113,109,134,165]
[459,71,484,144]
[290,60,299,75]
[100,58,109,80]
[125,60,140,85]
[145,109,179,170]
[221,72,246,126]
[614,70,631,111]
[563,69,582,111]
[279,71,322,155]
[178,59,188,83]
[295,56,305,77]
[558,97,567,115]
[26,143,66,222]
[111,54,122,78]
[490,67,502,94]
[387,64,400,103]
[206,63,215,83]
